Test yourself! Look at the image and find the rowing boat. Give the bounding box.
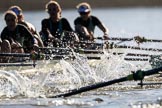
[0,40,162,69]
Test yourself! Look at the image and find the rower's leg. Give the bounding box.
[75,25,93,40]
[33,34,44,48]
[1,40,11,53]
[10,41,24,62]
[0,40,11,62]
[11,41,24,53]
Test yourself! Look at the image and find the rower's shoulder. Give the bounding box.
[41,18,50,24]
[1,26,8,31]
[60,17,70,23]
[74,17,82,24]
[74,16,81,21]
[17,24,27,28]
[1,26,8,35]
[16,24,31,32]
[90,15,99,20]
[25,21,36,30]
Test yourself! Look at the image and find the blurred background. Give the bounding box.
[0,0,162,39]
[0,0,162,11]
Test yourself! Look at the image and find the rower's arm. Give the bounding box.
[97,23,109,36]
[41,20,50,37]
[21,26,37,48]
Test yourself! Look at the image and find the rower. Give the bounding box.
[74,2,109,41]
[40,1,79,47]
[8,5,44,48]
[0,11,38,54]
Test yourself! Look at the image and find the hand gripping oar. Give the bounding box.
[49,66,162,98]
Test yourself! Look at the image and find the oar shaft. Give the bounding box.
[146,39,162,42]
[45,55,149,61]
[144,66,162,76]
[0,63,36,67]
[79,41,162,52]
[138,82,162,86]
[125,53,151,57]
[95,37,133,41]
[87,56,148,61]
[96,37,162,43]
[50,77,127,98]
[0,53,30,57]
[116,45,162,52]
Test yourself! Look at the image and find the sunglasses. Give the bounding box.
[79,12,89,15]
[5,18,15,22]
[48,8,58,13]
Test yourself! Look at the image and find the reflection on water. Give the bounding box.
[0,7,162,108]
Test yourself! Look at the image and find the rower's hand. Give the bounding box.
[89,35,94,41]
[33,44,39,52]
[48,34,55,42]
[134,36,146,43]
[103,34,109,40]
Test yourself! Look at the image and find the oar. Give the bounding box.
[0,53,30,57]
[86,56,149,61]
[115,45,162,52]
[45,55,149,61]
[0,51,157,61]
[1,52,154,58]
[138,82,162,86]
[95,37,133,41]
[95,36,162,43]
[80,42,162,52]
[78,41,162,52]
[114,52,155,57]
[0,53,45,60]
[49,66,162,98]
[39,45,162,54]
[0,63,36,67]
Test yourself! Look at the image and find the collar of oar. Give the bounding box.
[30,53,45,60]
[127,70,145,81]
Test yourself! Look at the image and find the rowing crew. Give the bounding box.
[0,1,109,54]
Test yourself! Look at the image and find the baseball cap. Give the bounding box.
[10,6,22,16]
[78,5,90,13]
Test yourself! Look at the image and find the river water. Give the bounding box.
[0,7,162,108]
